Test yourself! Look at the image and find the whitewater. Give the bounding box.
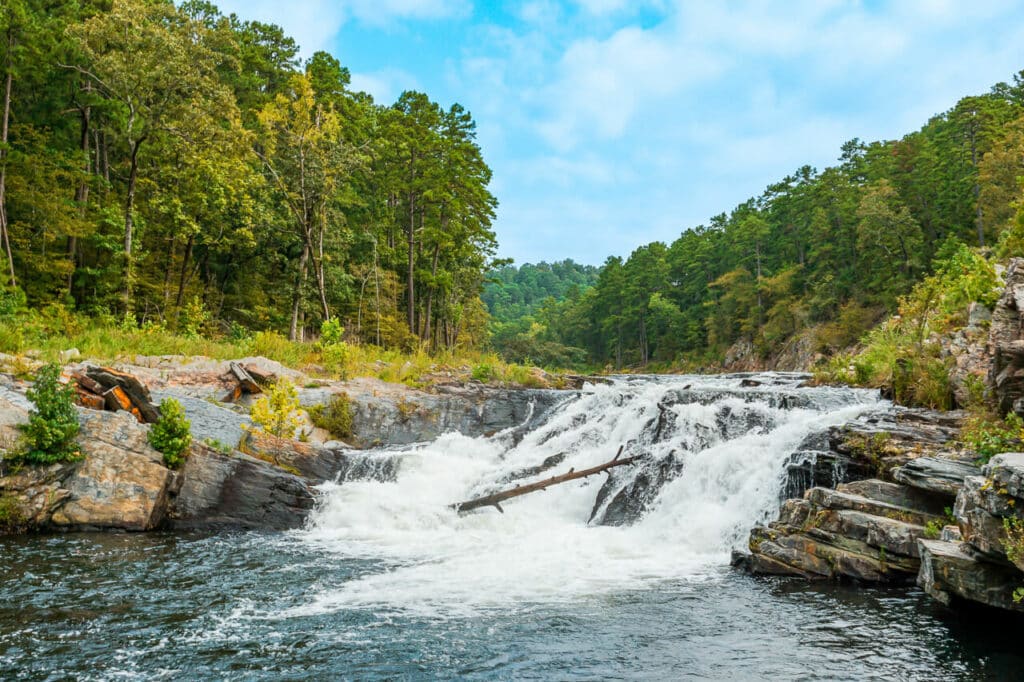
[297,374,882,617]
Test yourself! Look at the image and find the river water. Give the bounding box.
[2,375,1021,679]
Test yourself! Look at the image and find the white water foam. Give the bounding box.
[292,375,882,618]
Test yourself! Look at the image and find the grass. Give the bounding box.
[0,307,566,389]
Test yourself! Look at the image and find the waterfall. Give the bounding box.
[296,374,882,617]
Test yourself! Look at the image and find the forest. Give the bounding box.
[3,0,1024,377]
[519,73,1024,370]
[0,0,497,350]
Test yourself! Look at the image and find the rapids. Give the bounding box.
[4,374,1023,679]
[298,373,881,616]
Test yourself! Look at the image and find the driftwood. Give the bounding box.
[69,366,161,423]
[222,361,263,403]
[452,446,636,514]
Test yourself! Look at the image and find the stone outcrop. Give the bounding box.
[165,442,314,530]
[736,408,968,583]
[989,257,1024,418]
[0,397,316,534]
[301,379,568,448]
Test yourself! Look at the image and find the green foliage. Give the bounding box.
[202,437,233,455]
[307,393,354,440]
[961,413,1024,463]
[319,319,344,347]
[1002,517,1024,566]
[180,296,211,339]
[471,363,495,383]
[0,286,26,320]
[148,398,192,469]
[20,364,81,465]
[250,378,303,439]
[0,493,26,533]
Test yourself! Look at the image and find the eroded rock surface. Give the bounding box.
[990,257,1024,418]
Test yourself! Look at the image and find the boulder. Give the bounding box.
[152,389,251,449]
[241,431,352,482]
[805,487,940,527]
[167,442,315,530]
[984,452,1024,499]
[837,479,948,516]
[48,409,173,531]
[954,475,1009,559]
[917,539,1024,612]
[892,457,981,497]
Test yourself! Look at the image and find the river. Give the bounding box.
[2,374,1021,679]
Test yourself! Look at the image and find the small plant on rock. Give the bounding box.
[20,363,81,465]
[148,398,192,469]
[307,393,354,440]
[961,412,1024,464]
[250,378,303,439]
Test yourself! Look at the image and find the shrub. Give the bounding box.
[319,318,344,347]
[148,398,192,469]
[471,363,494,383]
[20,364,81,465]
[961,413,1024,464]
[307,393,354,440]
[0,493,25,532]
[0,285,26,319]
[250,378,303,438]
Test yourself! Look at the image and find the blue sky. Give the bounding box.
[212,0,1024,266]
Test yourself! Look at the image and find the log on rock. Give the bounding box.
[452,446,637,514]
[222,361,263,403]
[78,366,160,423]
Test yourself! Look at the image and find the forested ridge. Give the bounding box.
[518,70,1024,370]
[0,0,497,350]
[3,0,1024,378]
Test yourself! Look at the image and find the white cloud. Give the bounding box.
[212,0,468,54]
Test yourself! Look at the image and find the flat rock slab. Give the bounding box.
[152,389,251,450]
[837,479,948,516]
[806,487,940,527]
[892,457,981,497]
[918,539,1024,612]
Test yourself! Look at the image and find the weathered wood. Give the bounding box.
[83,365,160,423]
[452,446,636,514]
[104,386,133,413]
[222,361,262,402]
[242,364,274,387]
[75,389,106,411]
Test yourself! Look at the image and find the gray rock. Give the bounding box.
[301,382,569,448]
[167,443,315,530]
[152,389,251,450]
[989,258,1024,417]
[984,452,1024,499]
[805,486,941,527]
[917,539,1024,611]
[967,302,992,330]
[49,409,173,531]
[892,457,981,497]
[954,476,1009,558]
[837,479,948,516]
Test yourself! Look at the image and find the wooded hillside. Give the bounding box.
[531,74,1024,369]
[0,0,497,350]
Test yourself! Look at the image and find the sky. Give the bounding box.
[211,0,1024,266]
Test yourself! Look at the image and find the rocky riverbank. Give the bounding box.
[735,258,1024,616]
[0,357,570,534]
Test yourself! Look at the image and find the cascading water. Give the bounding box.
[298,373,882,617]
[7,373,1020,679]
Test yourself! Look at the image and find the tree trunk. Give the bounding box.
[122,136,143,310]
[69,90,92,295]
[452,447,636,513]
[0,50,15,287]
[407,194,416,334]
[289,242,310,341]
[175,233,194,308]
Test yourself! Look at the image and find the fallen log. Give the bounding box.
[452,446,636,514]
[222,361,263,403]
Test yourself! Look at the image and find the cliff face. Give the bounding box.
[989,257,1024,418]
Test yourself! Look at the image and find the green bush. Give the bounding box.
[961,413,1024,463]
[0,285,26,319]
[148,398,192,469]
[471,363,494,383]
[20,364,81,465]
[307,393,354,440]
[250,378,303,438]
